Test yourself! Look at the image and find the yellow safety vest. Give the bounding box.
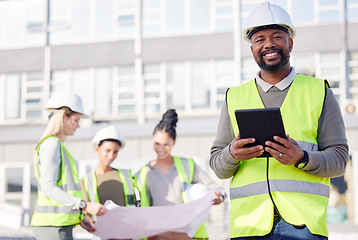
[226,74,330,238]
[31,136,83,226]
[82,169,136,207]
[135,156,209,239]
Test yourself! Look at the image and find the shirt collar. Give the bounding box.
[255,67,298,92]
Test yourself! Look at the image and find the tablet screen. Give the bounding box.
[235,108,286,158]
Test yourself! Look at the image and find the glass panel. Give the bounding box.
[117,0,135,38]
[72,69,90,114]
[191,0,210,31]
[167,63,185,110]
[5,74,21,119]
[215,19,233,31]
[50,70,69,92]
[292,0,314,23]
[216,6,232,15]
[319,10,340,23]
[321,52,340,64]
[319,0,338,6]
[192,61,211,109]
[350,52,358,61]
[350,67,358,74]
[72,0,90,41]
[348,0,358,3]
[348,8,358,21]
[144,64,160,74]
[322,68,340,76]
[165,0,185,33]
[118,105,134,114]
[95,0,114,40]
[0,2,27,48]
[293,54,316,76]
[94,68,112,116]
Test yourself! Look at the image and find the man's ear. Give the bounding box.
[250,45,253,53]
[288,38,293,52]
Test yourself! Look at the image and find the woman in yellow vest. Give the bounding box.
[135,109,225,240]
[80,125,137,238]
[31,91,107,240]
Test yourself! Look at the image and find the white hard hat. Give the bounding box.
[44,91,88,116]
[243,2,296,42]
[92,126,125,147]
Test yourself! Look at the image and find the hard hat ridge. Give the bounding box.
[243,2,296,42]
[92,125,125,148]
[44,91,88,117]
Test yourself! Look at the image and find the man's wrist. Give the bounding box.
[295,150,309,169]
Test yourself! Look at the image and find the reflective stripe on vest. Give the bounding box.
[83,169,136,207]
[226,75,330,238]
[31,136,82,227]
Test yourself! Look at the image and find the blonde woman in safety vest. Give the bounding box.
[80,125,137,239]
[31,91,107,240]
[210,2,349,240]
[135,109,225,240]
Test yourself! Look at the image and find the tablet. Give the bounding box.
[235,108,286,158]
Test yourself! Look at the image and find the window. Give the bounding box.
[115,65,136,115]
[143,64,161,114]
[95,0,115,40]
[191,61,211,109]
[165,0,185,34]
[94,68,113,117]
[25,72,44,119]
[318,0,340,23]
[292,0,314,24]
[292,53,316,77]
[215,0,233,31]
[320,52,341,98]
[116,0,135,39]
[142,0,161,37]
[4,74,21,120]
[190,0,210,31]
[167,63,186,110]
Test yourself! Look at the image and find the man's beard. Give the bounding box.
[256,48,290,73]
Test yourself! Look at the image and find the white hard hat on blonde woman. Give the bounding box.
[243,2,296,42]
[44,91,88,116]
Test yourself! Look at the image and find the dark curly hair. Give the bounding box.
[153,109,178,140]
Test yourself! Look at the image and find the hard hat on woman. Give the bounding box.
[243,2,296,42]
[92,125,125,147]
[44,91,88,116]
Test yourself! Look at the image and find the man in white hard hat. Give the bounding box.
[210,2,348,239]
[79,126,137,236]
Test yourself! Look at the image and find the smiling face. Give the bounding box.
[96,140,121,168]
[62,112,82,136]
[152,130,176,160]
[250,28,293,73]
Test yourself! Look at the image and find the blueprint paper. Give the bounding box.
[93,190,216,239]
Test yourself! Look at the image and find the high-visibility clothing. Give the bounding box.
[31,136,83,226]
[82,169,136,207]
[226,74,330,238]
[135,156,209,239]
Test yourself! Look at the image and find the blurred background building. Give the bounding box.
[0,0,358,239]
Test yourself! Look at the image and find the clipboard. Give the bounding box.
[234,108,286,158]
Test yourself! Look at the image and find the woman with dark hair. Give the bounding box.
[135,109,225,240]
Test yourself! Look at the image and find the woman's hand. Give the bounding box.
[85,202,107,216]
[80,214,96,232]
[213,191,226,205]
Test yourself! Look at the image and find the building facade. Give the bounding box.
[1,0,358,236]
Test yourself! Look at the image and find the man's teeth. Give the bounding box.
[266,52,277,57]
